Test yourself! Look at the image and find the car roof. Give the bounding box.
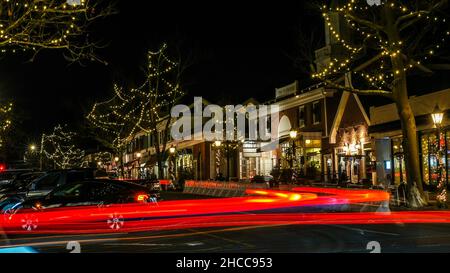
[66,179,149,191]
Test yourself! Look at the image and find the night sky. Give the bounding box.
[0,1,448,158]
[0,1,315,140]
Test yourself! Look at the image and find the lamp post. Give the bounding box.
[169,146,176,183]
[289,130,297,169]
[289,130,298,182]
[136,152,142,179]
[432,104,446,208]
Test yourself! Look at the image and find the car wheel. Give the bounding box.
[21,214,39,231]
[107,213,124,230]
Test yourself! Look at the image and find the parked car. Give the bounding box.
[0,169,35,187]
[120,178,161,192]
[251,175,276,188]
[0,168,106,212]
[0,172,45,193]
[2,179,159,231]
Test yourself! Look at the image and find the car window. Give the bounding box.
[33,173,61,191]
[66,171,87,184]
[52,183,85,198]
[84,182,123,201]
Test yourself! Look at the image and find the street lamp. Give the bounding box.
[432,104,444,128]
[136,153,142,179]
[289,130,298,179]
[432,104,447,208]
[29,144,36,152]
[289,130,298,139]
[169,146,176,154]
[114,156,119,162]
[214,140,222,147]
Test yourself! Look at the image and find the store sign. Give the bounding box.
[276,81,298,99]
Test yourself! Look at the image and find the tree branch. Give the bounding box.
[324,79,393,98]
[345,12,384,31]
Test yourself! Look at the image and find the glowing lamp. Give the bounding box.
[169,146,176,154]
[432,104,444,127]
[289,130,298,139]
[214,140,222,147]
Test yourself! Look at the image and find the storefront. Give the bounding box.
[239,141,276,180]
[335,125,375,184]
[420,127,450,189]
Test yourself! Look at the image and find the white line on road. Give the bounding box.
[330,225,400,236]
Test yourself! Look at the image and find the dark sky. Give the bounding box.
[0,1,317,144]
[1,0,448,157]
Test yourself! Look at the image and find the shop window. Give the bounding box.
[298,106,305,128]
[312,101,321,125]
[392,138,406,185]
[447,131,450,183]
[421,134,430,184]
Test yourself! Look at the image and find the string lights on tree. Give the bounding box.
[310,0,449,208]
[0,0,113,62]
[40,124,85,169]
[0,101,12,148]
[87,43,185,179]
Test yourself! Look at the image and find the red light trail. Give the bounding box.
[0,187,448,235]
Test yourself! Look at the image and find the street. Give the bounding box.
[2,223,450,253]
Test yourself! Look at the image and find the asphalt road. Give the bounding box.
[2,223,450,253]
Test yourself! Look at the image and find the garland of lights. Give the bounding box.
[0,0,110,61]
[87,43,184,154]
[41,124,85,169]
[312,0,450,92]
[0,101,12,148]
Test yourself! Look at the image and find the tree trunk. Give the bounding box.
[395,96,428,207]
[385,5,427,208]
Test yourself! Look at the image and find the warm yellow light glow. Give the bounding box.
[289,130,298,139]
[169,146,176,154]
[214,140,222,147]
[432,105,444,127]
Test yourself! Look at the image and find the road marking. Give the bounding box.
[329,225,400,236]
[104,243,173,247]
[186,242,204,246]
[0,232,129,244]
[187,228,254,248]
[0,223,295,250]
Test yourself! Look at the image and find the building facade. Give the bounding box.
[369,89,450,189]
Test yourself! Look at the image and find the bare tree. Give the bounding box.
[0,101,12,149]
[41,124,85,169]
[88,43,186,179]
[0,0,113,62]
[309,0,449,208]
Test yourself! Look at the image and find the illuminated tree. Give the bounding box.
[88,44,185,179]
[41,124,85,169]
[0,0,112,62]
[310,0,449,208]
[0,101,12,149]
